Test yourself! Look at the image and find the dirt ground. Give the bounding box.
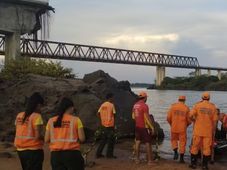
[0,141,226,170]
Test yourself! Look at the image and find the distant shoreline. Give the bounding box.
[131,75,227,91]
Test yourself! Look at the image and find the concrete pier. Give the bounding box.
[156,66,166,86]
[195,69,202,77]
[0,1,53,65]
[5,32,21,64]
[217,70,222,80]
[207,69,211,76]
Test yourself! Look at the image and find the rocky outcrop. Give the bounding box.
[0,70,164,142]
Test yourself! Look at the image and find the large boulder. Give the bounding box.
[0,74,101,141]
[0,70,164,142]
[83,70,137,136]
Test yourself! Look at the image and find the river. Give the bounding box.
[132,89,227,160]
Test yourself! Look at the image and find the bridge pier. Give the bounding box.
[195,69,201,77]
[156,66,166,86]
[0,1,53,65]
[217,70,222,80]
[5,32,21,64]
[207,69,211,76]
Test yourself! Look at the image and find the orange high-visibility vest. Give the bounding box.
[99,102,115,127]
[14,112,43,150]
[48,114,80,151]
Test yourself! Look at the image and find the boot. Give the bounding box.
[179,154,185,163]
[173,148,179,160]
[202,156,209,170]
[189,154,197,169]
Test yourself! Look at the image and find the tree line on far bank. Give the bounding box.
[158,73,227,91]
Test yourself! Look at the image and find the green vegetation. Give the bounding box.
[158,74,227,91]
[0,58,75,79]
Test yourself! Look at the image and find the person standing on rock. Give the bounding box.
[132,91,155,165]
[45,98,85,170]
[96,93,117,159]
[14,92,45,170]
[167,96,191,163]
[189,92,218,170]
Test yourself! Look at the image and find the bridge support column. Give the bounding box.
[156,66,166,86]
[195,69,201,77]
[217,70,222,80]
[5,32,21,65]
[207,69,211,76]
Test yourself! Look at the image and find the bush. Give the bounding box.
[0,58,75,79]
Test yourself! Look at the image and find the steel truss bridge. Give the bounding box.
[0,35,227,71]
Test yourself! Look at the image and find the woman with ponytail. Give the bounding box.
[45,97,85,170]
[14,92,44,170]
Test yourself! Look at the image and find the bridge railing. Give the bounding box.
[0,35,200,68]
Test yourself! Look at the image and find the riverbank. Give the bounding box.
[158,75,227,91]
[0,140,226,170]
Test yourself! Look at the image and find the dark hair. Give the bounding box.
[106,93,114,100]
[54,98,74,128]
[23,92,44,123]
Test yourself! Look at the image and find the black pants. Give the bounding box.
[18,149,44,170]
[51,150,84,170]
[96,127,115,157]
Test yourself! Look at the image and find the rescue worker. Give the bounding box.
[132,91,155,165]
[14,92,44,170]
[167,96,190,163]
[45,98,85,170]
[218,111,227,139]
[96,93,117,158]
[189,92,218,170]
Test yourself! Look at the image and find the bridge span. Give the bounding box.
[0,35,227,86]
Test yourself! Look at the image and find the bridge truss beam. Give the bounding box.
[0,36,200,69]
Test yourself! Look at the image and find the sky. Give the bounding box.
[1,0,227,83]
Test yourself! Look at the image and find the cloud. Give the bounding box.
[103,33,179,45]
[1,0,224,83]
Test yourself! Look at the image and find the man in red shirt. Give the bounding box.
[132,91,154,165]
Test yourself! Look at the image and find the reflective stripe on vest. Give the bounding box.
[50,117,78,143]
[15,114,36,140]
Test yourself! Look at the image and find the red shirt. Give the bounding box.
[132,100,151,128]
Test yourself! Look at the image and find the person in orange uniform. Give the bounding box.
[45,98,85,170]
[14,92,44,170]
[189,92,218,170]
[132,91,155,165]
[167,96,190,163]
[96,93,117,158]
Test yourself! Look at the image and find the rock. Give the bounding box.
[83,70,137,137]
[0,71,164,142]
